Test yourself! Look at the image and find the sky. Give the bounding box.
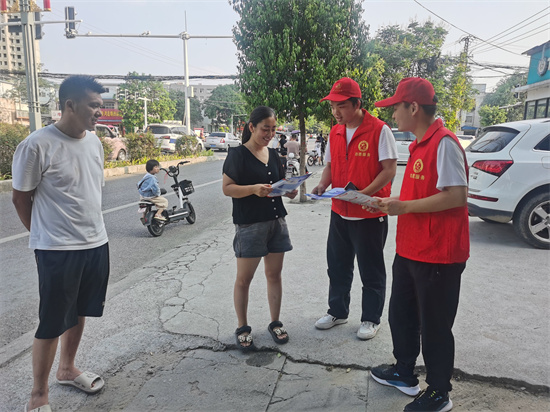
[28,0,550,91]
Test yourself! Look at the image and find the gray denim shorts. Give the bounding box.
[233,217,293,258]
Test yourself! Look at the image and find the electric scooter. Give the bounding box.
[138,161,196,237]
[286,152,300,178]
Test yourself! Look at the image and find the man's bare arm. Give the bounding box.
[12,189,34,231]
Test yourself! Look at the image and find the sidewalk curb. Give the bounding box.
[0,155,215,193]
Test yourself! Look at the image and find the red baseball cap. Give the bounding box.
[320,77,362,102]
[375,77,437,107]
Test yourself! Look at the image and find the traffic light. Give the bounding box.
[65,6,75,38]
[35,12,43,40]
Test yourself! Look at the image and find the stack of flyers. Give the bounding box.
[267,173,312,197]
[306,187,379,209]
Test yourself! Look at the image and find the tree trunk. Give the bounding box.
[298,110,307,202]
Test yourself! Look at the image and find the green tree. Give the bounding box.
[169,90,204,128]
[2,74,58,115]
[369,21,447,98]
[479,105,507,127]
[203,84,246,130]
[437,52,476,132]
[118,72,176,131]
[369,21,477,131]
[231,0,377,199]
[482,72,527,122]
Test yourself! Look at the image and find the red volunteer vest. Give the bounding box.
[330,109,391,219]
[396,118,470,264]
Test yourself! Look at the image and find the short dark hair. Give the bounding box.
[59,75,105,112]
[403,102,437,117]
[348,97,363,109]
[146,159,159,172]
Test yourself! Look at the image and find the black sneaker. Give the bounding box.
[404,387,453,412]
[370,364,420,396]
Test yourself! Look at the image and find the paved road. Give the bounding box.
[0,156,230,347]
[1,163,548,411]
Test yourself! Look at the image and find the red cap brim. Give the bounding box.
[319,93,351,103]
[374,96,401,107]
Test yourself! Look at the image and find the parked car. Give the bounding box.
[456,134,476,149]
[391,128,416,165]
[205,132,241,151]
[95,124,127,161]
[465,118,550,249]
[145,124,204,153]
[171,126,205,151]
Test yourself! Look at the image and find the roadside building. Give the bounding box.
[513,40,550,119]
[0,0,41,73]
[460,83,487,135]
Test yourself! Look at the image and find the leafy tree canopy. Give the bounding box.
[482,72,527,122]
[231,0,377,123]
[369,20,476,132]
[118,72,176,131]
[169,90,204,128]
[203,83,246,130]
[479,104,507,127]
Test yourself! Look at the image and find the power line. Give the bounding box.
[413,0,525,57]
[0,69,237,81]
[474,25,550,55]
[470,7,549,52]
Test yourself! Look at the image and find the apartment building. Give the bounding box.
[0,0,41,72]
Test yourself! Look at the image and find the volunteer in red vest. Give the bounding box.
[369,77,469,412]
[312,77,398,340]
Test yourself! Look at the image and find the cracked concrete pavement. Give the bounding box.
[1,170,549,411]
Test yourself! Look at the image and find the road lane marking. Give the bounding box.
[0,179,223,244]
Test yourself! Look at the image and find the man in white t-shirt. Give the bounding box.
[12,75,110,412]
[311,77,398,340]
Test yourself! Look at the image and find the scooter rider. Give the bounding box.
[138,159,168,221]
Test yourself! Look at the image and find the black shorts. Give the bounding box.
[233,217,293,258]
[34,243,110,339]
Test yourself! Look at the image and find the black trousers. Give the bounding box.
[326,211,388,324]
[390,254,465,392]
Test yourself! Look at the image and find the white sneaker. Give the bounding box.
[315,314,348,330]
[357,321,380,340]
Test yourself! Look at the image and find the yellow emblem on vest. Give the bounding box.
[358,141,369,152]
[413,159,424,174]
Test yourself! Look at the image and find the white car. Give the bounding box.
[392,129,416,165]
[456,134,476,149]
[145,124,204,153]
[205,132,241,151]
[466,118,550,249]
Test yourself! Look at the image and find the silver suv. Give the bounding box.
[466,118,550,249]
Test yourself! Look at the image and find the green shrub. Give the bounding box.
[100,138,113,161]
[0,123,30,178]
[124,131,161,160]
[176,135,203,157]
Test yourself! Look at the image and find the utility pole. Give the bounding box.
[0,1,81,132]
[19,0,40,131]
[136,96,149,130]
[68,28,232,135]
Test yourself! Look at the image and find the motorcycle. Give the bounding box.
[307,150,320,166]
[285,152,300,178]
[138,161,196,237]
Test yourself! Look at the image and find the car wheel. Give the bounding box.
[117,149,127,161]
[513,192,550,249]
